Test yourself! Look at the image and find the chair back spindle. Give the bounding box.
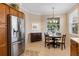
[62,35,66,44]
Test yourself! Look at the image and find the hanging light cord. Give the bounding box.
[52,7,54,18]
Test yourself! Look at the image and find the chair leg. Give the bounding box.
[48,43,50,49]
[55,44,58,48]
[45,43,46,47]
[45,39,46,47]
[64,44,66,49]
[61,44,63,50]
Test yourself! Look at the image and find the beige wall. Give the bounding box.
[67,5,79,38]
[40,14,70,43]
[40,15,68,34]
[19,8,42,44]
[30,14,41,33]
[68,7,79,37]
[20,6,69,47]
[20,10,32,44]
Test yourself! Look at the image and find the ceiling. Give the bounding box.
[21,3,77,15]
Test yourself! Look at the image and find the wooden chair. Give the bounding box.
[44,34,53,49]
[55,33,61,44]
[56,35,66,50]
[56,33,61,36]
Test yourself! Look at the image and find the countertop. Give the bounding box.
[71,37,79,43]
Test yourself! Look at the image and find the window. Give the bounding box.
[47,17,60,33]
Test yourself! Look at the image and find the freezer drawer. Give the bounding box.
[9,40,25,56]
[11,42,19,56]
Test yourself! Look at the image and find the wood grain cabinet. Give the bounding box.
[0,4,9,56]
[18,12,25,20]
[70,40,78,56]
[70,39,79,56]
[77,44,79,56]
[18,12,23,18]
[30,33,42,42]
[0,3,25,56]
[10,8,18,16]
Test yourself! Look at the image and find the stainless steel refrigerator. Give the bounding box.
[7,15,25,56]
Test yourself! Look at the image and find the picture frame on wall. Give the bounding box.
[32,23,41,32]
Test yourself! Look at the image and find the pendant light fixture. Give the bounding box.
[48,7,58,23]
[48,7,55,20]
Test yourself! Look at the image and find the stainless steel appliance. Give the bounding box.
[18,18,25,41]
[7,15,25,56]
[18,18,25,55]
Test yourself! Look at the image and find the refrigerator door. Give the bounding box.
[10,15,19,43]
[18,40,25,55]
[18,18,25,40]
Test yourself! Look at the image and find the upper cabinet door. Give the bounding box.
[22,13,25,19]
[0,4,9,56]
[18,12,23,18]
[18,12,25,19]
[10,8,18,16]
[0,4,9,25]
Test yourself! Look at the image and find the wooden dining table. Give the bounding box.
[49,35,61,48]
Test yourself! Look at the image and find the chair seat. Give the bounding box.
[57,40,62,42]
[46,40,53,42]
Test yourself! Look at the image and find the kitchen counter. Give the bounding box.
[71,37,79,43]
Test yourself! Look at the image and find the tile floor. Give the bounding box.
[23,41,70,56]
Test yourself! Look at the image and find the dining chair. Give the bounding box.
[56,35,66,50]
[56,33,61,36]
[55,33,61,43]
[44,34,53,49]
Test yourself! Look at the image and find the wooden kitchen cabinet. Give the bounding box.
[0,4,9,26]
[18,12,23,18]
[0,28,7,45]
[0,26,8,56]
[70,40,78,56]
[30,33,42,42]
[0,3,25,56]
[0,4,9,56]
[22,13,25,19]
[0,4,6,24]
[18,11,25,20]
[70,39,79,56]
[10,7,25,19]
[10,7,18,16]
[77,44,79,55]
[0,46,3,56]
[0,42,7,56]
